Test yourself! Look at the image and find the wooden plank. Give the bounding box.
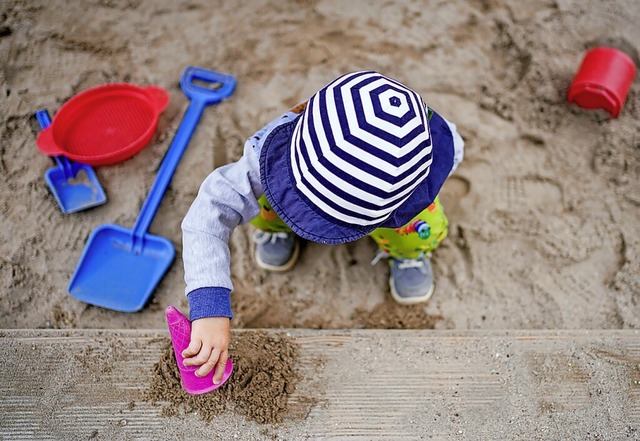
[0,329,638,440]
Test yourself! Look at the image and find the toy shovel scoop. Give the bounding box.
[166,306,233,394]
[35,110,107,213]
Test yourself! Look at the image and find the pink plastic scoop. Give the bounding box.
[165,306,233,394]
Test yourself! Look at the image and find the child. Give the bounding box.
[181,71,464,384]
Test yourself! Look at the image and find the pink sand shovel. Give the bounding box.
[165,306,233,394]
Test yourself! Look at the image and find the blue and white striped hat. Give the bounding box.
[261,70,451,244]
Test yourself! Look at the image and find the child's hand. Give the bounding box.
[182,316,230,384]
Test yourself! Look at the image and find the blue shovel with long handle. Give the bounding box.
[35,110,107,213]
[68,67,236,312]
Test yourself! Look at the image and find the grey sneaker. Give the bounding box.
[252,230,300,272]
[388,254,435,305]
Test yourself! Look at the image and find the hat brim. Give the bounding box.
[260,111,454,244]
[260,117,376,244]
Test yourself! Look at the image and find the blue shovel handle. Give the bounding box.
[131,67,236,249]
[35,110,77,179]
[181,67,237,105]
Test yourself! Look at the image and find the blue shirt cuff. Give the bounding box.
[187,287,233,321]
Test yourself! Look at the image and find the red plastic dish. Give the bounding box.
[37,83,170,166]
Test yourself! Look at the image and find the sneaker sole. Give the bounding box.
[389,277,435,305]
[255,240,300,272]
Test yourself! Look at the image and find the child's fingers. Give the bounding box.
[181,338,203,358]
[187,345,215,367]
[195,347,221,377]
[213,350,229,384]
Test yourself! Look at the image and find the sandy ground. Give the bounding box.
[1,0,639,333]
[2,1,640,438]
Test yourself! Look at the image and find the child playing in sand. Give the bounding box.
[181,71,464,383]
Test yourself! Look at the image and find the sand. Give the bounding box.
[2,0,638,332]
[1,0,639,428]
[145,331,305,425]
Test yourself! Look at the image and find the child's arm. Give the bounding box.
[181,109,301,308]
[440,115,464,175]
[182,149,262,302]
[181,141,262,381]
[181,109,300,382]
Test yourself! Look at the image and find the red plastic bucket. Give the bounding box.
[37,83,170,166]
[567,47,636,118]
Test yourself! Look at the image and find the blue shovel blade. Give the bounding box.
[36,109,107,214]
[68,224,175,312]
[45,165,107,213]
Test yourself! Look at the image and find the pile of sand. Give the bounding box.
[145,331,303,425]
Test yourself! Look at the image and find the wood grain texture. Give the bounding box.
[0,329,638,440]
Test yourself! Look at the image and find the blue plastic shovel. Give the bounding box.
[35,110,107,213]
[68,67,236,312]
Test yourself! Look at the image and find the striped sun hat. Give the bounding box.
[261,70,445,244]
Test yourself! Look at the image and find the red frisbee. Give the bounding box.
[37,83,170,166]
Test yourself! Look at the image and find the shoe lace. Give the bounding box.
[371,250,431,271]
[398,253,431,272]
[397,259,426,270]
[370,250,389,266]
[253,230,290,245]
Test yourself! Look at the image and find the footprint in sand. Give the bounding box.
[440,175,471,220]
